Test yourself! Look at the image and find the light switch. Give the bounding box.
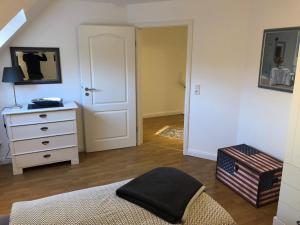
[194,84,201,95]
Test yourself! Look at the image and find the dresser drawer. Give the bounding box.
[14,147,78,168]
[8,110,76,126]
[277,201,300,225]
[12,134,77,155]
[11,121,76,140]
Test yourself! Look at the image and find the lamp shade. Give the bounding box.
[2,66,24,83]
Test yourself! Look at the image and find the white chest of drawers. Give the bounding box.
[2,102,79,175]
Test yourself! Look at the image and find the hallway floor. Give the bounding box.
[143,114,184,151]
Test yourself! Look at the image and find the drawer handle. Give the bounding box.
[39,114,47,118]
[42,141,50,145]
[40,127,49,131]
[43,154,51,158]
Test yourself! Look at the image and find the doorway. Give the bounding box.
[136,24,191,153]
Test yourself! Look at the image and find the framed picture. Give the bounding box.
[10,47,62,85]
[258,27,300,93]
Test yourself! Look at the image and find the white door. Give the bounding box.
[79,25,136,152]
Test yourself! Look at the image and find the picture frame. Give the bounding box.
[10,47,62,85]
[258,27,300,93]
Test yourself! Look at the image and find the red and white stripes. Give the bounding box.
[225,147,282,173]
[217,146,283,207]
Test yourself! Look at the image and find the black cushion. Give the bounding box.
[0,216,9,225]
[116,167,203,224]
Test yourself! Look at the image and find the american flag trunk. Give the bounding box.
[216,144,283,207]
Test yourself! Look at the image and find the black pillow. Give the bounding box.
[116,167,204,224]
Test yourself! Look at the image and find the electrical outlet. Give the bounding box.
[194,84,201,95]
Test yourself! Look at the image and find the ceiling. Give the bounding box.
[80,0,173,5]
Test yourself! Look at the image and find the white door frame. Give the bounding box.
[134,20,193,155]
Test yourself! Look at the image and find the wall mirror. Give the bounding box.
[10,47,62,84]
[258,27,300,93]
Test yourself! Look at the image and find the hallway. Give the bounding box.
[143,114,184,151]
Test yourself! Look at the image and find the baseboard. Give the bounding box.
[185,148,217,161]
[273,216,285,225]
[143,110,183,118]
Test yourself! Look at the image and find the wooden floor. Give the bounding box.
[0,115,277,224]
[143,114,184,151]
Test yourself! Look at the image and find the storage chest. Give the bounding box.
[216,144,283,207]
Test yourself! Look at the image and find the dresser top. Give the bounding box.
[2,101,78,115]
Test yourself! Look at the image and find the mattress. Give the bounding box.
[10,180,236,225]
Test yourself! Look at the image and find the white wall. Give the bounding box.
[129,0,250,159]
[237,0,300,160]
[1,0,295,163]
[0,0,127,162]
[138,26,187,118]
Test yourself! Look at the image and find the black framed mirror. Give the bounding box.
[10,47,62,85]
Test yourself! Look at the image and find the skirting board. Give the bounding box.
[273,217,285,225]
[143,110,184,118]
[185,148,217,161]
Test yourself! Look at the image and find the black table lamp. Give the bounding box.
[2,66,24,109]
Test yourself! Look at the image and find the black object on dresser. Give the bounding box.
[28,102,64,109]
[216,144,283,207]
[28,97,64,109]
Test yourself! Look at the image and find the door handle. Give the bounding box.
[85,87,97,92]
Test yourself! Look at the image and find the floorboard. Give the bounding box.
[0,115,277,224]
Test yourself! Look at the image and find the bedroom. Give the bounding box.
[0,0,299,224]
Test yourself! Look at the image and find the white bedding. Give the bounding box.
[10,180,236,225]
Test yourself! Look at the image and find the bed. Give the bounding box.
[4,180,236,225]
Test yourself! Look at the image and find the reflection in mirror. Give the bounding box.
[10,47,62,84]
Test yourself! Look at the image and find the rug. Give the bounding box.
[155,126,184,140]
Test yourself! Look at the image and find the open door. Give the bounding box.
[79,25,136,152]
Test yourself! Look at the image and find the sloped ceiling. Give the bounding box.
[0,0,170,48]
[0,0,51,48]
[0,0,51,29]
[80,0,174,5]
[0,0,36,29]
